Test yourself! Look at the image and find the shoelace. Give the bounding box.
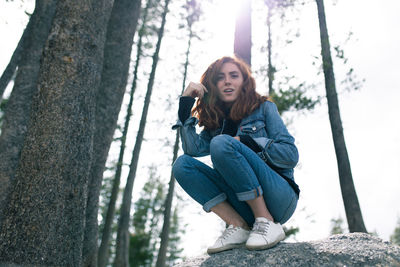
[219,226,238,240]
[252,220,270,235]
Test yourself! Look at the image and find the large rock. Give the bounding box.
[175,233,400,267]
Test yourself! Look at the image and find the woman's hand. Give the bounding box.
[182,82,208,99]
[233,136,240,141]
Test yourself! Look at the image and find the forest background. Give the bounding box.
[1,0,400,262]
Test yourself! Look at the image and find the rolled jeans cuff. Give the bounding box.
[203,193,227,212]
[236,186,263,201]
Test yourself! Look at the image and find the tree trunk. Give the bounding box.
[114,0,170,266]
[0,0,112,265]
[266,6,274,96]
[97,1,151,266]
[0,0,57,218]
[156,23,194,267]
[155,132,179,267]
[82,0,141,266]
[234,0,251,66]
[315,0,367,233]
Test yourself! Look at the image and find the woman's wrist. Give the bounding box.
[178,97,196,123]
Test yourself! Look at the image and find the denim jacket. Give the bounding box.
[172,100,299,180]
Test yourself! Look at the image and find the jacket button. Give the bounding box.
[252,126,256,131]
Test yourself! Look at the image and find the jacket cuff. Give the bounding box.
[178,96,195,124]
[172,116,198,130]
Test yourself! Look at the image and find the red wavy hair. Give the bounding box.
[192,56,268,130]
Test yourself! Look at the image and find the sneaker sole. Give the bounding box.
[245,235,285,251]
[207,243,245,254]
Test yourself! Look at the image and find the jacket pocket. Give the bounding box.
[239,120,266,138]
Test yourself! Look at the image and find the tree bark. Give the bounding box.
[82,0,141,266]
[114,0,170,266]
[234,0,251,66]
[97,2,150,266]
[0,0,57,219]
[315,0,367,233]
[0,0,112,265]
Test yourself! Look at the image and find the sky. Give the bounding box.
[1,0,400,259]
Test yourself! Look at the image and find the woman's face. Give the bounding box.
[215,62,244,105]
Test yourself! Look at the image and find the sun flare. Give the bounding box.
[202,0,246,57]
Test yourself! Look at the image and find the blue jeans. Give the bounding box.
[172,134,298,227]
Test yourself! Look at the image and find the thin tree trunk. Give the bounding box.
[155,26,193,267]
[0,0,57,218]
[113,0,170,266]
[97,2,151,266]
[82,0,141,265]
[267,6,274,96]
[0,0,112,265]
[234,0,251,66]
[315,0,367,233]
[155,132,179,267]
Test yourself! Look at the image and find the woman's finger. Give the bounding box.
[200,83,208,93]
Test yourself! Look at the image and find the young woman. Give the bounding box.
[172,56,299,254]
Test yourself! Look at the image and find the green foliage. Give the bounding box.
[129,166,164,267]
[390,218,400,246]
[260,0,320,116]
[283,225,299,240]
[129,232,152,267]
[165,207,186,266]
[330,216,346,235]
[129,166,184,267]
[271,81,320,114]
[334,40,365,92]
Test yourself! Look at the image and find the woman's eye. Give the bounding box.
[217,76,224,81]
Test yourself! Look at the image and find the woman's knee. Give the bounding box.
[210,134,234,162]
[172,154,192,181]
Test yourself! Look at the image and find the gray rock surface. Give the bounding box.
[175,233,400,267]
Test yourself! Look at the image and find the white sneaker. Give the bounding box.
[207,225,250,254]
[246,217,285,250]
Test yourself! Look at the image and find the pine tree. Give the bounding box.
[390,219,400,246]
[0,0,113,265]
[156,1,201,266]
[129,166,165,267]
[330,216,346,235]
[165,207,185,266]
[315,0,367,233]
[129,166,184,267]
[82,0,142,265]
[0,0,58,218]
[114,0,171,265]
[98,2,155,266]
[263,0,318,114]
